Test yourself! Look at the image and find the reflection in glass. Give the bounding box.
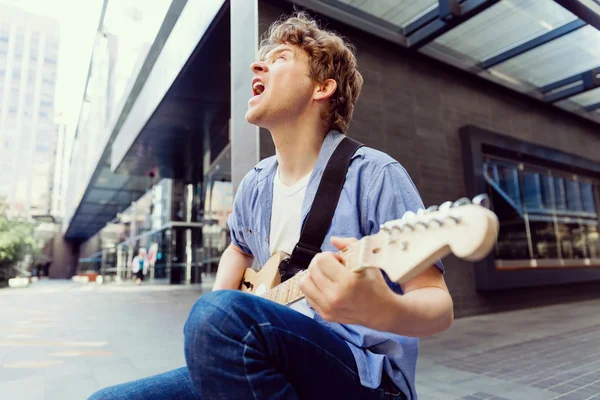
[523,171,542,211]
[490,189,529,260]
[484,155,600,265]
[557,223,587,259]
[530,221,559,259]
[565,179,583,212]
[581,182,596,214]
[586,225,600,259]
[553,177,567,211]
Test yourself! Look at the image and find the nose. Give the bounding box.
[250,60,268,74]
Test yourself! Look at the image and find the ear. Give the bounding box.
[313,78,337,101]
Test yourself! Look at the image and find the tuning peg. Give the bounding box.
[472,193,490,208]
[426,205,438,213]
[380,224,392,234]
[453,197,471,207]
[401,210,416,221]
[446,215,461,224]
[402,222,415,231]
[439,201,453,211]
[431,218,444,227]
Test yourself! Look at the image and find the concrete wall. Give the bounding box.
[48,231,79,279]
[260,1,600,317]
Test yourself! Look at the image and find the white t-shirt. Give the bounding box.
[269,167,315,318]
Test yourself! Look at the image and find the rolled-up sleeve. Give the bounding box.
[364,162,444,274]
[227,176,253,257]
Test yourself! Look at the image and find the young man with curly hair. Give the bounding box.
[90,11,453,400]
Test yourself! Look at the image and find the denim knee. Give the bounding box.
[184,291,251,370]
[184,290,244,333]
[87,387,114,400]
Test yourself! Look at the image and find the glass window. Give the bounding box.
[580,181,596,213]
[523,171,542,211]
[530,221,559,259]
[565,178,583,212]
[539,174,554,210]
[586,224,600,259]
[557,223,588,259]
[486,156,600,264]
[497,162,521,206]
[553,177,567,210]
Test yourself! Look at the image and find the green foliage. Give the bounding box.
[0,217,43,265]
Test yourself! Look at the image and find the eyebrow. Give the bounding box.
[265,47,294,61]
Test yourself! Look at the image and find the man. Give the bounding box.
[90,11,453,400]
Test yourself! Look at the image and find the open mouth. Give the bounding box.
[253,81,265,96]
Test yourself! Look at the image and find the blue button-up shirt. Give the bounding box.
[228,130,444,398]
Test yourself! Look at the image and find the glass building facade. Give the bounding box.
[484,156,600,267]
[0,4,60,218]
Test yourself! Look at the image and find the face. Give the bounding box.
[245,43,316,128]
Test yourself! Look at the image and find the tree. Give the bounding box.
[0,217,43,280]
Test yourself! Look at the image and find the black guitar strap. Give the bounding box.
[279,136,363,282]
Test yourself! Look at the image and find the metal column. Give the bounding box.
[230,0,260,193]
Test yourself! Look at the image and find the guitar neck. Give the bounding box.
[261,270,305,305]
[256,200,499,306]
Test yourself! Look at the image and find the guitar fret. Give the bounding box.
[285,282,290,305]
[292,275,298,301]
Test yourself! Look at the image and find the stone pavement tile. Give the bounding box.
[0,377,45,400]
[43,360,93,381]
[91,360,144,388]
[416,363,553,400]
[0,366,45,382]
[550,382,587,394]
[45,376,99,400]
[417,385,465,400]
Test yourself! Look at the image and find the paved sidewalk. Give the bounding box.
[417,298,600,400]
[1,280,599,399]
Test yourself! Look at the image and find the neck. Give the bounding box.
[269,117,328,186]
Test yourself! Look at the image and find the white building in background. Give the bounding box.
[0,4,59,219]
[50,119,70,221]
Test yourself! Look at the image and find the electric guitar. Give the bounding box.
[239,195,499,308]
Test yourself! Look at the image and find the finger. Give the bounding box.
[314,253,344,282]
[299,272,324,310]
[309,257,335,287]
[330,236,358,251]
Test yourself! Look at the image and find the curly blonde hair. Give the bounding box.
[258,11,363,134]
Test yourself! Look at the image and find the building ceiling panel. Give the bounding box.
[292,0,600,124]
[337,0,437,29]
[491,25,600,87]
[433,0,577,64]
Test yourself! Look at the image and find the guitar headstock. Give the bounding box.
[347,194,499,284]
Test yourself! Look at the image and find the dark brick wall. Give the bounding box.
[259,1,600,317]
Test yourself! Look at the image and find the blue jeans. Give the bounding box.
[89,290,405,400]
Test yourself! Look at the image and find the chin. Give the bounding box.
[245,109,267,128]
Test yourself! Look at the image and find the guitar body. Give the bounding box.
[240,252,288,297]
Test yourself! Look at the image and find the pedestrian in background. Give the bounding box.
[130,248,148,285]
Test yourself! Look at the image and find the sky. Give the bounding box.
[0,0,104,126]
